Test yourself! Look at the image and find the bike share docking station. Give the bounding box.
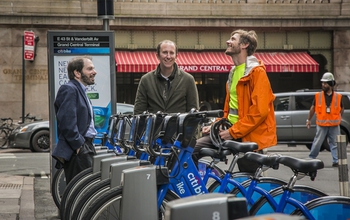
[118,164,251,220]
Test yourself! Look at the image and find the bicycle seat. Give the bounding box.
[278,156,324,173]
[244,152,280,169]
[199,147,231,161]
[221,140,258,154]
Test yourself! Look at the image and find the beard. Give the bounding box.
[322,84,331,93]
[225,46,241,56]
[81,72,94,85]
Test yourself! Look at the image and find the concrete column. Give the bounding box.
[333,30,350,91]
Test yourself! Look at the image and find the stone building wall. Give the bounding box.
[0,0,349,120]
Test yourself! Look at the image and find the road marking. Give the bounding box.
[41,171,49,179]
[0,153,16,159]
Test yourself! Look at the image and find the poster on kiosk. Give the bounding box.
[47,31,116,178]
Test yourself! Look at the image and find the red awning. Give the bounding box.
[255,52,319,72]
[115,51,319,73]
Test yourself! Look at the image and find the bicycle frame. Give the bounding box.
[157,139,209,208]
[259,187,315,219]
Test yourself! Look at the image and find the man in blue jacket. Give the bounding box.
[52,56,97,184]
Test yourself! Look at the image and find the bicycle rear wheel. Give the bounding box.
[83,186,179,220]
[0,128,9,147]
[291,196,350,220]
[250,185,327,216]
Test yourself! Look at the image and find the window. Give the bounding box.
[342,95,350,109]
[295,95,314,111]
[274,96,290,111]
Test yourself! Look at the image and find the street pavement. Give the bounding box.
[0,144,349,219]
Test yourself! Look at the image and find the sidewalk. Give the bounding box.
[0,174,35,220]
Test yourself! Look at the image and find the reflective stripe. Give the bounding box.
[317,91,339,109]
[316,119,341,124]
[229,108,238,115]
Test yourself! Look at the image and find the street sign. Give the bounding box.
[24,31,35,60]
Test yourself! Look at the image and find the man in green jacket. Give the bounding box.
[134,40,199,114]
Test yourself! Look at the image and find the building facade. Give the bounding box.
[0,0,349,119]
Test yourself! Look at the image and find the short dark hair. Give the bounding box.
[156,40,178,56]
[231,29,258,56]
[67,56,92,80]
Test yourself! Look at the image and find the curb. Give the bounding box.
[0,175,35,220]
[19,176,35,220]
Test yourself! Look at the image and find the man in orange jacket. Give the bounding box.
[192,29,277,172]
[306,72,344,167]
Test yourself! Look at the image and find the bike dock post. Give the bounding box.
[164,193,248,220]
[92,153,117,173]
[109,160,150,188]
[120,165,160,220]
[100,156,132,180]
[337,134,349,197]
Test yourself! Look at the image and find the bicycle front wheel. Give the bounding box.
[250,185,327,216]
[71,178,111,220]
[59,167,93,214]
[83,186,179,220]
[291,196,350,220]
[61,171,101,219]
[51,168,66,208]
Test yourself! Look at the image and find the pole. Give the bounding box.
[103,19,110,31]
[22,35,25,124]
[337,134,349,196]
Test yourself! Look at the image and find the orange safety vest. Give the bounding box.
[315,91,342,126]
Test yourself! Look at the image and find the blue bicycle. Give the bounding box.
[249,154,350,219]
[81,110,289,219]
[69,111,225,219]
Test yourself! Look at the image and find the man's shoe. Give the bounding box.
[332,163,338,167]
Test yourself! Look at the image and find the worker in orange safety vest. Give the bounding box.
[306,72,344,167]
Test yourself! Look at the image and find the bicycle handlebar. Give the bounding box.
[199,110,224,118]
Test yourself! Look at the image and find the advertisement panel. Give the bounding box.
[47,31,116,181]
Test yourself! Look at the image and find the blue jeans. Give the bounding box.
[309,125,339,163]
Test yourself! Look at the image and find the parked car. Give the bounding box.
[116,103,134,115]
[274,89,350,151]
[7,120,50,152]
[7,103,134,153]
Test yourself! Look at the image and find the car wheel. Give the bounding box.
[31,130,50,152]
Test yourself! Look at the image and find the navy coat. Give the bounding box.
[52,79,92,162]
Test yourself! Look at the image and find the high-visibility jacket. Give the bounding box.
[222,55,277,150]
[315,91,342,126]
